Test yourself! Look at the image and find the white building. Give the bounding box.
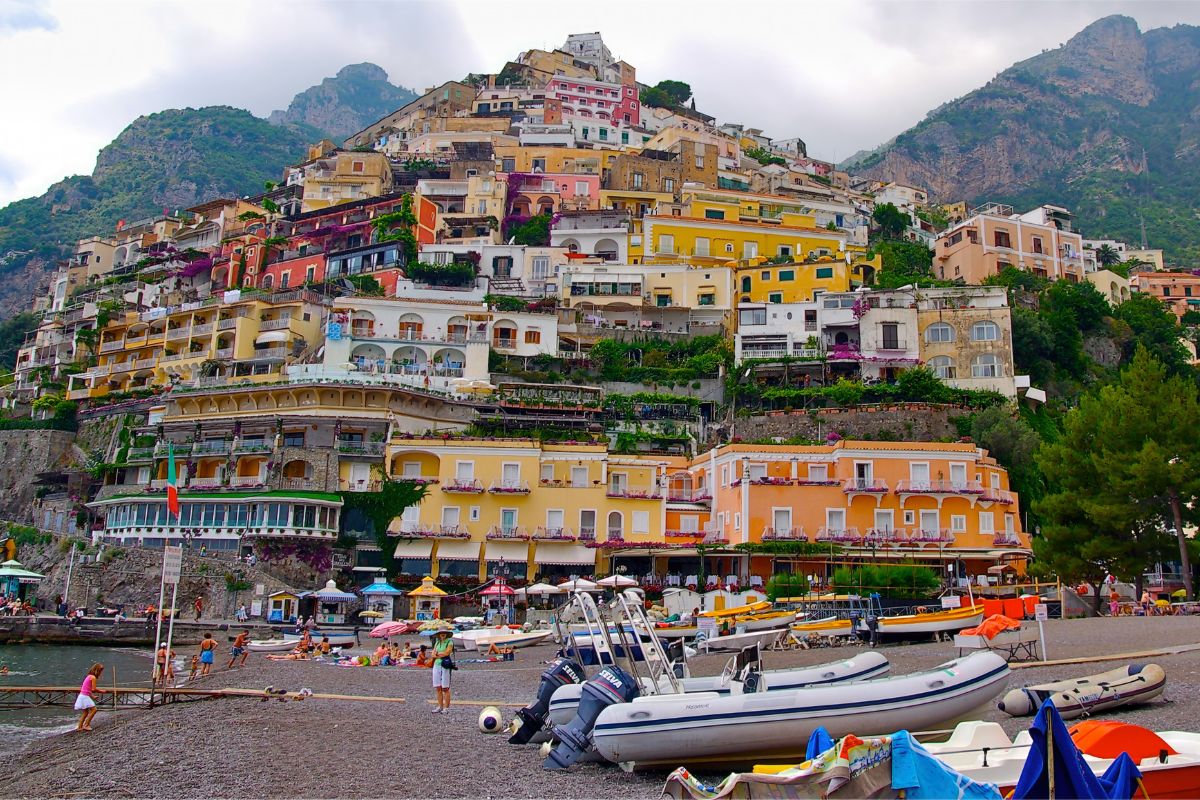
[562,32,614,70]
[550,210,630,262]
[417,243,570,297]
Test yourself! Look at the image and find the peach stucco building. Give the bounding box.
[935,204,1085,285]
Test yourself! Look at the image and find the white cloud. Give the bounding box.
[1,0,1198,206]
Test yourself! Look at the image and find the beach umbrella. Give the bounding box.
[558,578,601,592]
[480,582,516,596]
[596,575,637,588]
[1171,589,1187,599]
[370,620,410,638]
[523,582,565,596]
[359,610,385,619]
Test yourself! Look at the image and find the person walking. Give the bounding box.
[193,596,204,622]
[75,663,105,731]
[430,629,454,714]
[198,632,217,676]
[227,631,249,669]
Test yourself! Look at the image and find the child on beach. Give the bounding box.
[75,663,104,732]
[188,654,200,681]
[415,644,433,667]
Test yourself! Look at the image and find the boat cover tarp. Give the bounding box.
[1011,699,1143,800]
[960,614,1021,638]
[806,727,833,760]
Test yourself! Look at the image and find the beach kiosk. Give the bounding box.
[480,577,516,624]
[407,575,447,621]
[266,590,299,624]
[361,579,405,621]
[309,579,357,625]
[0,559,44,602]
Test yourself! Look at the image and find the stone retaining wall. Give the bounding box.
[733,404,967,442]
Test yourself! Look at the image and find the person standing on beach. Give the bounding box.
[227,631,249,669]
[75,663,105,731]
[155,642,176,686]
[198,632,217,676]
[193,596,204,622]
[430,629,454,714]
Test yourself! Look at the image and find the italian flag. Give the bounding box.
[167,443,180,519]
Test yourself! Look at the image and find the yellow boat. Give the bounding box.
[698,601,772,619]
[790,603,985,639]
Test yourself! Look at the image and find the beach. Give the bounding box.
[1,616,1198,799]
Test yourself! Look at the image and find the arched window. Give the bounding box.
[925,322,955,343]
[834,331,850,345]
[261,274,274,289]
[972,353,1001,378]
[741,276,752,293]
[971,320,1000,341]
[928,355,956,379]
[606,511,623,540]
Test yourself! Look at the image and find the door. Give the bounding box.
[455,461,474,483]
[949,463,967,489]
[881,322,899,350]
[773,508,791,536]
[500,508,518,534]
[571,466,589,487]
[441,506,460,532]
[910,463,930,490]
[855,462,873,490]
[350,462,370,489]
[401,504,420,532]
[919,510,939,536]
[748,464,767,481]
[502,463,520,488]
[402,461,421,478]
[579,509,596,538]
[546,509,564,534]
[609,473,627,494]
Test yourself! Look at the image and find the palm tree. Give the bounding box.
[1096,244,1121,268]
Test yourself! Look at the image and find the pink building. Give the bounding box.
[548,76,639,127]
[935,204,1085,285]
[506,172,601,216]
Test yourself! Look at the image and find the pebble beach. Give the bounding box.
[1,616,1198,799]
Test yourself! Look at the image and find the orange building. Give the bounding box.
[1132,271,1200,320]
[935,203,1085,284]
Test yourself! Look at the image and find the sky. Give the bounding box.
[1,0,1198,208]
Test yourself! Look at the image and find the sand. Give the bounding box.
[1,616,1198,799]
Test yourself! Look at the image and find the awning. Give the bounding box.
[255,330,289,344]
[435,540,481,562]
[484,541,530,563]
[393,541,434,559]
[534,543,596,566]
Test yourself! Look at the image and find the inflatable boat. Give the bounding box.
[246,631,358,652]
[998,662,1167,719]
[547,650,1009,770]
[546,652,890,728]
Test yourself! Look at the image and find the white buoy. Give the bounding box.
[478,705,503,733]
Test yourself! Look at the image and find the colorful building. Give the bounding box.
[935,204,1085,284]
[1132,272,1200,320]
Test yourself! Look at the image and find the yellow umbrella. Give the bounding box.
[359,610,385,618]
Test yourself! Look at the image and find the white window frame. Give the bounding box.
[925,322,955,343]
[441,506,460,527]
[825,508,846,531]
[978,511,995,534]
[632,511,650,534]
[919,510,940,533]
[501,462,521,486]
[540,463,555,482]
[469,505,480,522]
[546,508,565,530]
[951,514,967,533]
[455,460,474,481]
[949,462,967,489]
[808,464,828,482]
[909,462,930,488]
[971,320,1000,341]
[873,509,894,531]
[772,507,792,532]
[748,463,767,481]
[570,466,589,488]
[659,233,675,254]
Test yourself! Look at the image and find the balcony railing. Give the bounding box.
[99,340,123,353]
[992,531,1022,546]
[749,476,795,487]
[215,348,234,359]
[539,478,594,489]
[667,489,712,502]
[441,479,484,493]
[702,530,730,545]
[815,527,861,543]
[665,529,703,538]
[864,527,909,544]
[796,477,841,486]
[67,388,90,400]
[578,528,597,542]
[486,526,528,540]
[981,488,1015,504]
[131,357,158,370]
[605,487,662,500]
[279,478,320,491]
[436,524,471,539]
[166,328,189,340]
[185,479,225,491]
[218,318,239,330]
[489,480,531,495]
[234,440,272,454]
[191,323,214,336]
[533,527,576,541]
[259,318,291,331]
[337,440,385,456]
[843,478,889,493]
[124,335,147,347]
[230,475,268,488]
[340,479,382,493]
[251,347,289,360]
[910,528,955,544]
[762,526,807,541]
[895,479,984,495]
[126,447,155,461]
[192,441,232,455]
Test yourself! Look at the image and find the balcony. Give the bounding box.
[340,479,382,493]
[67,388,91,400]
[234,440,272,454]
[153,442,184,456]
[99,340,123,353]
[215,348,234,359]
[796,477,841,487]
[532,527,576,541]
[864,527,908,544]
[702,530,730,545]
[124,335,147,347]
[667,489,712,503]
[762,526,807,541]
[166,328,189,341]
[605,487,662,500]
[749,476,795,487]
[843,478,889,494]
[539,478,593,489]
[981,487,1015,505]
[441,479,484,494]
[875,339,908,351]
[578,528,597,542]
[192,440,232,456]
[149,479,172,490]
[337,440,385,456]
[160,352,190,363]
[130,357,158,370]
[487,526,528,541]
[278,478,320,491]
[230,475,268,488]
[435,524,470,539]
[191,323,214,336]
[815,527,861,543]
[126,447,155,461]
[992,531,1022,547]
[259,318,291,331]
[910,528,955,544]
[895,480,984,495]
[489,480,530,495]
[218,318,239,330]
[665,529,704,539]
[250,347,289,360]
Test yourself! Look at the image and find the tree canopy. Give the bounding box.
[871,203,910,240]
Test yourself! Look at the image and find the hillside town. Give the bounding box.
[3,31,1184,591]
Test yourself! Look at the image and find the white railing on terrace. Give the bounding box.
[842,478,889,492]
[761,526,807,541]
[895,479,983,494]
[259,318,291,331]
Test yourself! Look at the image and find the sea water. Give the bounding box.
[0,644,152,757]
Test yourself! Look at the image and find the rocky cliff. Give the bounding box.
[268,62,417,141]
[848,16,1200,263]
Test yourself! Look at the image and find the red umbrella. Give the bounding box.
[480,582,515,596]
[370,620,411,638]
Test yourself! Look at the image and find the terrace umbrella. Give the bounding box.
[480,582,516,596]
[370,620,410,638]
[596,575,637,588]
[521,582,565,596]
[558,578,601,592]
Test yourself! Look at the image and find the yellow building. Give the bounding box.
[386,436,671,580]
[493,145,619,176]
[733,259,864,304]
[600,188,673,219]
[70,292,327,400]
[300,151,393,213]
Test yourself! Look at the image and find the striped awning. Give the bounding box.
[393,541,433,559]
[484,541,529,563]
[534,543,596,566]
[435,541,481,562]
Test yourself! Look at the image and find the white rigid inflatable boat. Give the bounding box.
[588,650,1009,769]
[547,651,890,727]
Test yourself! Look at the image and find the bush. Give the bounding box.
[832,564,941,599]
[7,523,51,546]
[765,572,810,600]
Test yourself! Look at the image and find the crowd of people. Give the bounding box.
[0,595,34,616]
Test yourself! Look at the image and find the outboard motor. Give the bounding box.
[544,665,639,769]
[666,639,687,679]
[864,615,880,647]
[509,657,585,744]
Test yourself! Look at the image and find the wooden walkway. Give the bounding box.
[0,685,405,710]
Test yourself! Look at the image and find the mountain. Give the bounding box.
[846,16,1200,264]
[0,63,415,318]
[268,63,417,141]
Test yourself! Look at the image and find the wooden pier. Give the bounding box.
[0,685,406,710]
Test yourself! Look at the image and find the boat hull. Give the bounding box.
[591,652,1009,769]
[998,663,1167,719]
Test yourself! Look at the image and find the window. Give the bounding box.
[720,466,728,486]
[621,131,629,144]
[631,172,643,189]
[994,230,1012,249]
[261,275,273,289]
[608,472,627,494]
[582,127,590,139]
[502,158,515,172]
[523,329,541,344]
[744,242,758,259]
[972,353,1001,378]
[283,431,305,447]
[455,461,474,481]
[658,234,675,254]
[574,181,589,195]
[351,160,364,173]
[777,245,792,258]
[1032,236,1043,254]
[779,269,794,281]
[663,178,675,193]
[768,292,783,304]
[950,463,967,488]
[815,267,833,279]
[1163,287,1172,297]
[580,509,596,536]
[441,506,460,528]
[825,508,846,532]
[694,237,710,257]
[698,292,714,306]
[599,128,608,141]
[695,154,704,168]
[873,509,894,531]
[925,322,954,343]
[928,355,956,379]
[919,510,939,533]
[739,307,767,325]
[305,266,315,283]
[532,158,546,172]
[979,512,995,534]
[279,272,290,289]
[881,322,900,349]
[951,515,967,533]
[571,466,589,487]
[540,464,555,483]
[704,209,725,220]
[632,511,649,534]
[971,320,1000,341]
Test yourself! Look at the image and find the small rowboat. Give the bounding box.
[247,631,357,652]
[998,662,1167,719]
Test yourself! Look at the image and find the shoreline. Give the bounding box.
[1,617,1198,798]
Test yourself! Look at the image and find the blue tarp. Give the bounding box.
[805,727,834,760]
[1012,699,1143,799]
[891,730,1003,800]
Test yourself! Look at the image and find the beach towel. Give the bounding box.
[960,614,1021,639]
[890,730,1002,800]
